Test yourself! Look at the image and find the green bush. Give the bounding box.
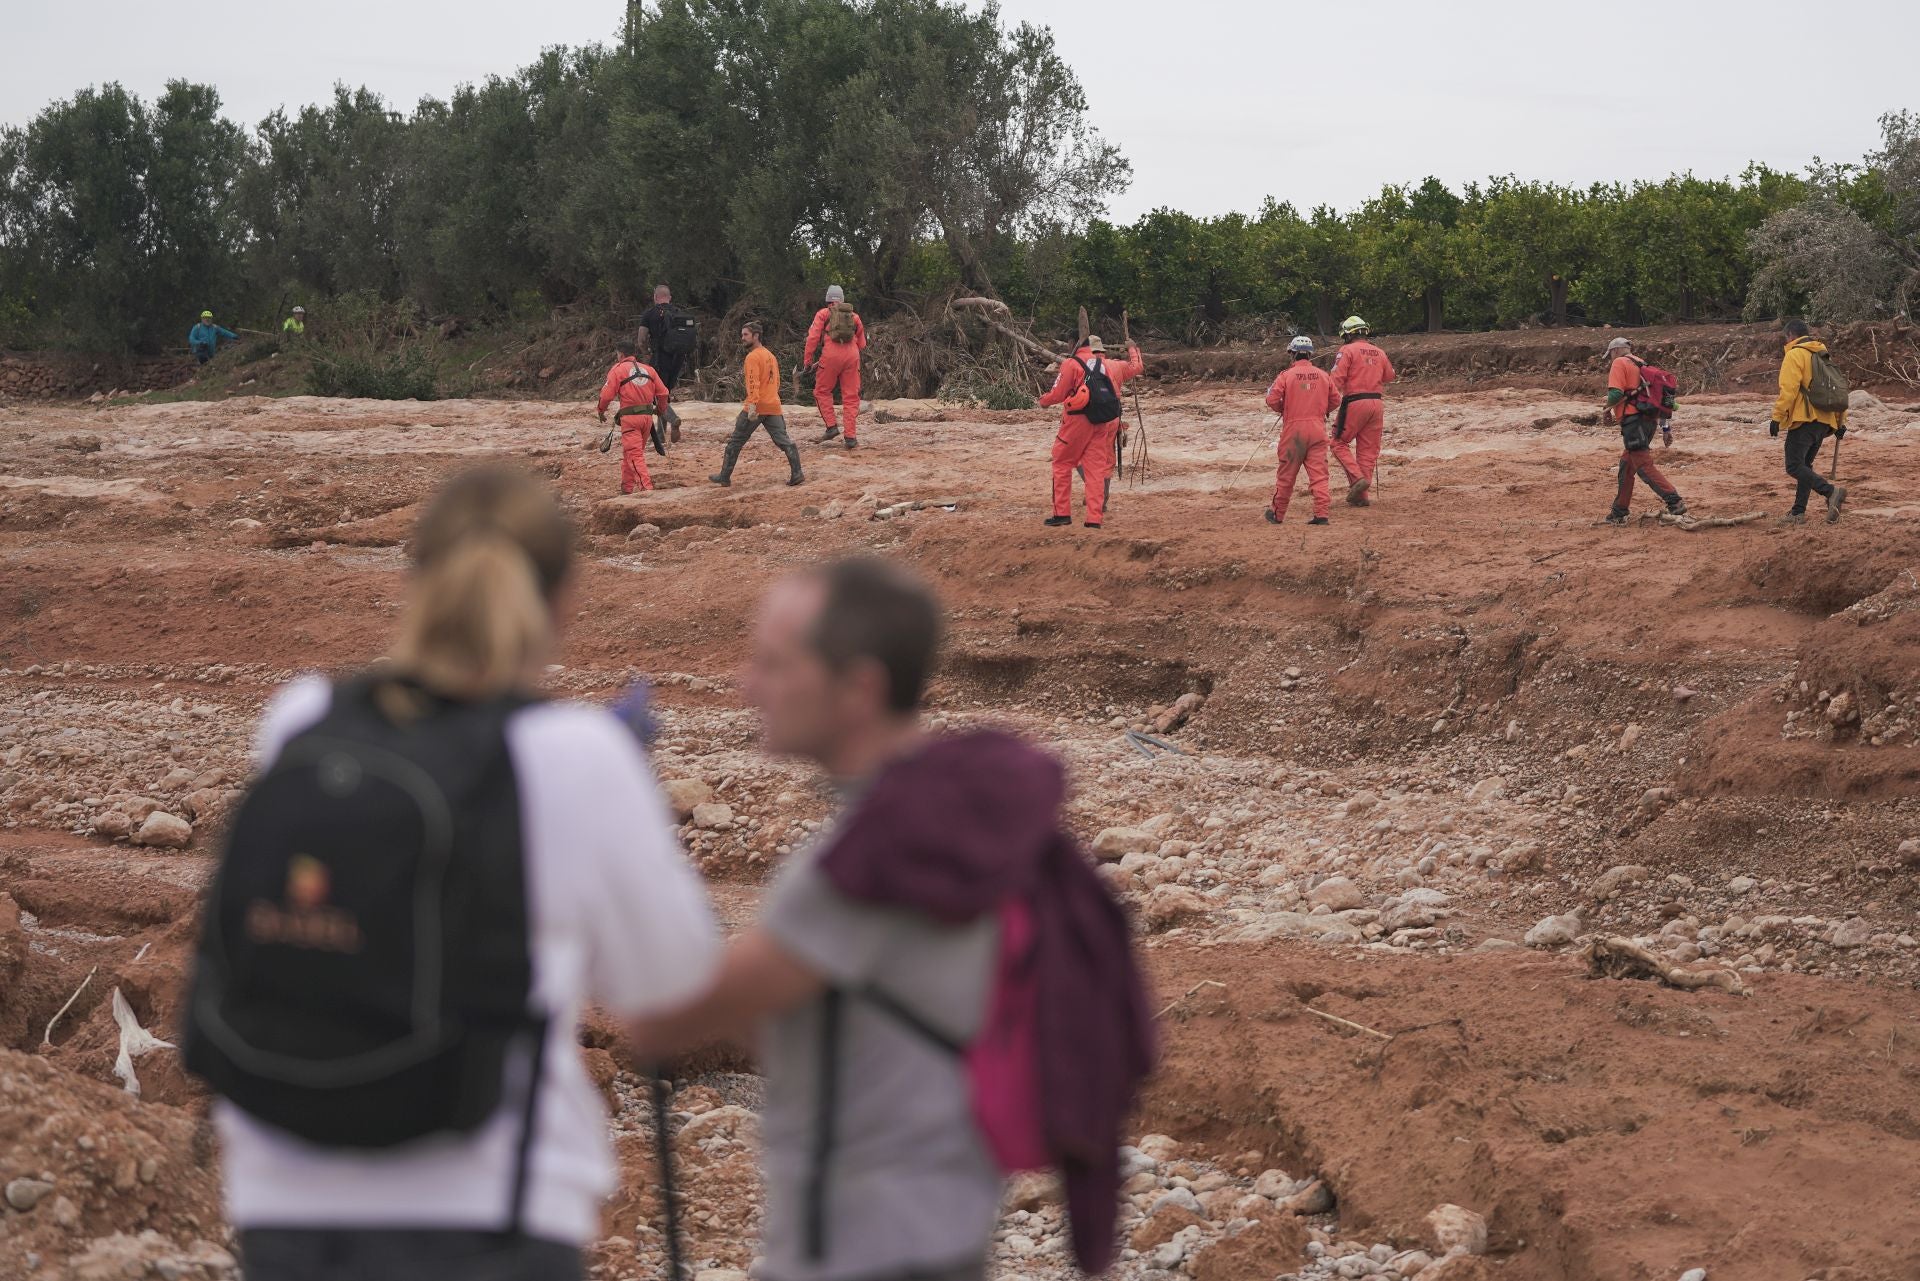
[305,345,437,400]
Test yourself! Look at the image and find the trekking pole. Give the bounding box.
[648,1070,686,1281]
[1128,387,1150,486]
[1229,417,1280,484]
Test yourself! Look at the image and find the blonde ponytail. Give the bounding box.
[389,466,573,699]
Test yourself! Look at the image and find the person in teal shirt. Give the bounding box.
[189,310,239,363]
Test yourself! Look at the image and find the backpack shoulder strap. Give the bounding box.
[852,983,964,1055]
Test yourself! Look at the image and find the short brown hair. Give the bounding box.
[742,320,764,339]
[805,558,944,714]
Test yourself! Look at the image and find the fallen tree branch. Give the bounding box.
[1156,979,1227,1019]
[43,966,97,1046]
[947,297,1071,365]
[1581,935,1747,995]
[1658,510,1764,531]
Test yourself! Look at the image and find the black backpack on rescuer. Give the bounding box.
[183,675,548,1166]
[660,307,698,356]
[1071,355,1124,425]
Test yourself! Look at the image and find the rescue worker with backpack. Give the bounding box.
[597,339,673,495]
[1263,336,1339,526]
[804,285,868,449]
[640,285,697,442]
[1038,334,1143,529]
[1327,316,1396,506]
[630,558,1155,1281]
[1770,317,1849,524]
[1601,336,1688,525]
[183,464,720,1281]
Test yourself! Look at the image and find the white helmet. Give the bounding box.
[1288,335,1315,355]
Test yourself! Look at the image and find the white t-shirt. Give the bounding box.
[215,676,720,1246]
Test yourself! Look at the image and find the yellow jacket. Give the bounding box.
[1772,338,1847,429]
[743,345,783,415]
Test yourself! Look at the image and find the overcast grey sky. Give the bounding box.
[4,0,1916,221]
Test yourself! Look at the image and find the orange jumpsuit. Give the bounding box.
[804,306,868,440]
[597,357,672,494]
[1039,345,1142,525]
[1264,360,1339,521]
[1328,338,1395,501]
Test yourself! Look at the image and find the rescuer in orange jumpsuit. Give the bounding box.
[1263,336,1339,525]
[1327,315,1396,506]
[596,342,672,494]
[1037,335,1142,529]
[804,284,867,449]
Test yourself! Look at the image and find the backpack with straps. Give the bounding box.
[1624,357,1679,420]
[183,675,546,1158]
[1070,356,1124,425]
[1805,347,1851,414]
[660,307,698,357]
[826,302,858,344]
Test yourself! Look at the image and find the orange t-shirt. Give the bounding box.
[1607,355,1644,417]
[743,345,783,415]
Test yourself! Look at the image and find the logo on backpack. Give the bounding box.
[1071,356,1124,425]
[826,302,857,344]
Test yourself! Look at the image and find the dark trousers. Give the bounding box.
[1611,420,1681,515]
[239,1229,582,1281]
[1784,422,1834,513]
[654,350,687,391]
[730,411,795,451]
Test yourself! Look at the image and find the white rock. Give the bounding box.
[1390,1250,1435,1276]
[1524,913,1581,949]
[1677,1270,1707,1281]
[690,802,734,831]
[132,811,192,849]
[1829,918,1873,949]
[5,1178,54,1211]
[1591,864,1650,898]
[1308,876,1366,912]
[1150,1187,1202,1216]
[661,778,712,820]
[1425,1203,1487,1256]
[1252,1169,1296,1199]
[1092,827,1156,860]
[1467,776,1505,804]
[1727,875,1757,894]
[1342,791,1381,817]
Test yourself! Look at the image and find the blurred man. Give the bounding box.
[1769,317,1849,525]
[1601,336,1686,525]
[597,340,672,495]
[630,558,1153,1281]
[712,322,803,488]
[190,310,239,364]
[1327,316,1395,505]
[1263,336,1338,526]
[804,285,867,449]
[1037,334,1142,529]
[639,285,695,441]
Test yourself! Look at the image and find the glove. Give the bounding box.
[1834,425,1847,441]
[598,411,607,423]
[1768,420,1780,437]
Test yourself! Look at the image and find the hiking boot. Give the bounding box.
[1604,511,1628,526]
[708,473,730,487]
[1084,522,1102,529]
[1666,498,1688,517]
[1308,516,1330,526]
[783,443,805,486]
[1044,515,1072,527]
[844,437,858,450]
[817,425,841,444]
[1826,485,1847,523]
[650,421,667,456]
[1264,509,1281,525]
[1776,511,1807,525]
[1346,477,1371,506]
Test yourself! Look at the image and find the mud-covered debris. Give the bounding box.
[1581,936,1746,994]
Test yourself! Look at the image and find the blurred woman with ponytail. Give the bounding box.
[186,464,718,1281]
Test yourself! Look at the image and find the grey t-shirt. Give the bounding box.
[757,846,1001,1281]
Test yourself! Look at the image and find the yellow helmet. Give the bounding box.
[1339,315,1370,337]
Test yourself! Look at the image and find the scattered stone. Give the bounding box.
[627,523,663,542]
[1190,1216,1312,1281]
[1897,838,1920,867]
[1467,776,1505,803]
[1426,1203,1488,1256]
[1093,827,1157,860]
[1308,876,1366,912]
[1130,1205,1205,1252]
[1278,1179,1334,1215]
[1678,1270,1707,1281]
[5,1176,54,1211]
[1525,913,1582,949]
[1153,692,1206,734]
[1143,884,1209,930]
[1342,791,1381,817]
[661,778,712,820]
[1252,1168,1296,1199]
[92,810,133,840]
[132,811,192,849]
[1591,865,1650,899]
[1727,875,1757,894]
[1390,1250,1436,1276]
[1829,918,1873,949]
[1671,685,1698,703]
[690,802,735,831]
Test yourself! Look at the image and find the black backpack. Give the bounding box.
[183,675,545,1162]
[660,307,698,356]
[1072,356,1123,425]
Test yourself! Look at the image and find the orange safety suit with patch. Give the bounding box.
[1328,339,1395,498]
[597,357,672,494]
[804,306,868,440]
[1264,360,1339,521]
[1039,344,1142,525]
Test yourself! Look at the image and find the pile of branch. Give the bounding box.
[1657,509,1765,531]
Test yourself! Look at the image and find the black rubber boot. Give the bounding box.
[1263,509,1281,525]
[783,443,805,486]
[710,441,741,487]
[650,420,667,456]
[817,425,841,444]
[1308,516,1330,526]
[1044,515,1072,527]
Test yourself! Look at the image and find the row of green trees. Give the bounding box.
[0,0,1913,356]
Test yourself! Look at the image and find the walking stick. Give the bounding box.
[649,1071,685,1280]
